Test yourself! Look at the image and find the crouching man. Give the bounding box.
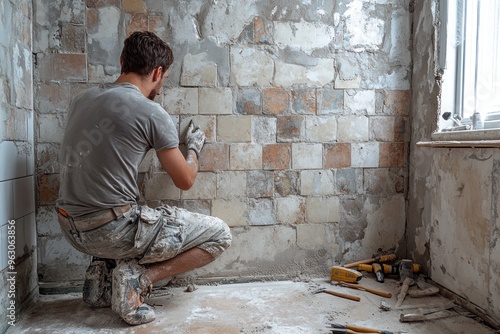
[55,31,232,325]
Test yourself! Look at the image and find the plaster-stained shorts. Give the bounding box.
[59,205,232,264]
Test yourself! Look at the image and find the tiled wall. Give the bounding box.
[0,0,37,332]
[34,0,412,286]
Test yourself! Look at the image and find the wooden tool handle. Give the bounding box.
[322,290,361,302]
[344,254,396,268]
[346,324,383,333]
[344,258,374,268]
[340,282,392,298]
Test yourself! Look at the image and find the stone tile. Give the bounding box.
[345,90,375,115]
[292,143,322,169]
[263,88,289,115]
[125,12,148,36]
[37,53,87,82]
[181,172,217,200]
[300,169,335,196]
[248,198,275,226]
[212,198,248,227]
[324,143,351,168]
[351,142,380,168]
[274,59,334,87]
[230,47,273,87]
[252,116,276,144]
[305,116,337,142]
[337,116,369,142]
[379,142,405,167]
[180,200,211,216]
[291,88,316,115]
[36,83,70,113]
[370,116,395,141]
[181,53,218,87]
[217,116,252,142]
[123,0,147,13]
[306,196,340,223]
[199,88,233,115]
[276,196,305,225]
[229,144,262,170]
[236,87,262,115]
[36,113,62,143]
[317,87,343,114]
[217,171,247,199]
[277,115,304,142]
[364,168,404,195]
[383,90,411,115]
[39,174,59,205]
[336,168,363,195]
[253,16,273,44]
[199,143,229,172]
[247,170,274,198]
[163,87,198,115]
[60,22,86,53]
[274,170,300,197]
[263,143,291,170]
[274,20,335,54]
[143,172,180,200]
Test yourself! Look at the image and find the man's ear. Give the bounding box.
[152,66,163,82]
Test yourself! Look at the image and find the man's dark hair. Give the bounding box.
[120,31,174,76]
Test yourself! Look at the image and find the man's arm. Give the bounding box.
[156,121,206,191]
[156,147,198,191]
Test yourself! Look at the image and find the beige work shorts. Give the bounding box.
[58,205,232,263]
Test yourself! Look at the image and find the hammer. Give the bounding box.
[311,287,361,302]
[395,259,414,308]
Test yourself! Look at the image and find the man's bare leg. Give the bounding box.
[143,247,214,284]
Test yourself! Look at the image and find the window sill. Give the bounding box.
[416,129,500,148]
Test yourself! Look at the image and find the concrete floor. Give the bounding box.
[8,278,496,334]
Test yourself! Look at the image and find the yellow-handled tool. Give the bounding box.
[344,254,396,268]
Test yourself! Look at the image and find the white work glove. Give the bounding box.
[185,120,206,159]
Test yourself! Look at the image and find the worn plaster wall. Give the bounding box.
[35,0,412,288]
[409,0,499,321]
[0,0,37,332]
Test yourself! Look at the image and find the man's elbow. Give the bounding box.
[175,178,195,191]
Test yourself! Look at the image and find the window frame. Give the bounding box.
[437,0,500,134]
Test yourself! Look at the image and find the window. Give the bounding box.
[440,0,500,131]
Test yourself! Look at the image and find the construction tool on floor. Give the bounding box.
[311,287,361,302]
[371,262,384,283]
[395,260,415,308]
[330,323,404,334]
[331,266,363,283]
[407,276,439,298]
[357,263,421,276]
[400,301,457,322]
[331,281,392,298]
[330,328,378,334]
[344,254,396,268]
[330,266,363,283]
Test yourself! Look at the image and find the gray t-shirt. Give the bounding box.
[57,83,178,217]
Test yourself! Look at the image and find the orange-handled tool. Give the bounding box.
[337,281,392,298]
[312,288,360,302]
[344,254,396,268]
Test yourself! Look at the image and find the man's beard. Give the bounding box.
[147,81,163,100]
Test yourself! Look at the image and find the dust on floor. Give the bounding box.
[7,278,496,334]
